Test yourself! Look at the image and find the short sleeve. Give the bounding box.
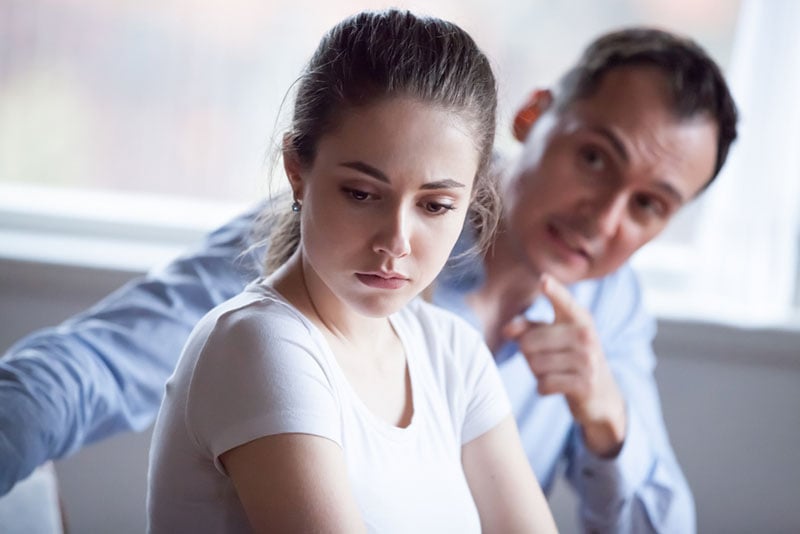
[457,327,512,444]
[184,303,341,472]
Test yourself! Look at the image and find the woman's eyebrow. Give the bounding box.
[339,161,465,190]
[339,161,389,183]
[420,179,465,190]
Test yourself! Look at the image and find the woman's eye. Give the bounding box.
[343,188,372,201]
[422,201,455,215]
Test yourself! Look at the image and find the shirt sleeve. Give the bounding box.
[0,203,265,496]
[566,265,696,533]
[184,305,341,472]
[455,322,512,445]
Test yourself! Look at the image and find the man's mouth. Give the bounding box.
[546,222,592,262]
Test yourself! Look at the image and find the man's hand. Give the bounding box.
[503,273,628,458]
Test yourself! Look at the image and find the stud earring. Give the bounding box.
[291,199,301,212]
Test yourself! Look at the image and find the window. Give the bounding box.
[0,0,741,201]
[9,0,797,329]
[631,0,800,328]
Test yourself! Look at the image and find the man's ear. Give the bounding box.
[282,134,304,200]
[512,89,553,142]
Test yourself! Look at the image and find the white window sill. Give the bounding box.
[2,183,799,332]
[0,183,248,272]
[632,243,800,331]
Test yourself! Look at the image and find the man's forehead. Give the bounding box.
[558,68,718,147]
[563,67,673,117]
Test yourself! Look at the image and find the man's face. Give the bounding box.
[504,66,719,284]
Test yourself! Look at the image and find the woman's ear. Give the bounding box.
[282,133,305,201]
[512,89,553,142]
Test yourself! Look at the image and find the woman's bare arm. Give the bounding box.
[221,433,367,534]
[462,415,558,533]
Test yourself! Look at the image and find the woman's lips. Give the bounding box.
[355,273,410,290]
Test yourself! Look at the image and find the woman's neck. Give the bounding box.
[270,251,411,428]
[269,252,395,351]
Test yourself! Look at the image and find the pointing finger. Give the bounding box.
[541,273,589,324]
[502,315,529,339]
[502,315,548,341]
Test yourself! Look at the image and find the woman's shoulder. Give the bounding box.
[190,282,316,357]
[178,282,333,406]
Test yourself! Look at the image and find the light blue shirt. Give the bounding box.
[433,234,695,532]
[0,204,694,532]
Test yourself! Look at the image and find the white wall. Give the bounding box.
[2,258,799,533]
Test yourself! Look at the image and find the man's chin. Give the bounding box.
[529,254,588,285]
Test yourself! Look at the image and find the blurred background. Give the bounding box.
[0,0,741,200]
[1,0,799,532]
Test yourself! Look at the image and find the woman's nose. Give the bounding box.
[372,207,411,258]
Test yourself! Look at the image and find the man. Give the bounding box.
[0,28,736,532]
[433,28,734,532]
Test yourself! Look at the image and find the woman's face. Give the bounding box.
[286,97,481,318]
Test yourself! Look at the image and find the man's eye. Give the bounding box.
[633,194,666,217]
[580,147,606,172]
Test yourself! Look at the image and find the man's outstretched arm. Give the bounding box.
[0,204,264,495]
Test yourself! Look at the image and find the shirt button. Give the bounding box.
[582,467,595,478]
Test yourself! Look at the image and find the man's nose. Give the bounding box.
[586,192,628,238]
[372,206,411,258]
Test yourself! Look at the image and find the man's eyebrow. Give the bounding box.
[655,181,685,205]
[339,161,466,190]
[591,126,629,163]
[340,161,390,183]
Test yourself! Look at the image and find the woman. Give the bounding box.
[147,10,557,533]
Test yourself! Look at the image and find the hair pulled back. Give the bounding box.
[264,9,498,273]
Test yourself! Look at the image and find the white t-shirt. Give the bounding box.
[147,281,511,533]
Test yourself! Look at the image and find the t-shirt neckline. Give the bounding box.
[247,280,423,441]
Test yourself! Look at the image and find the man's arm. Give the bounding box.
[0,204,264,495]
[505,267,694,533]
[564,266,695,533]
